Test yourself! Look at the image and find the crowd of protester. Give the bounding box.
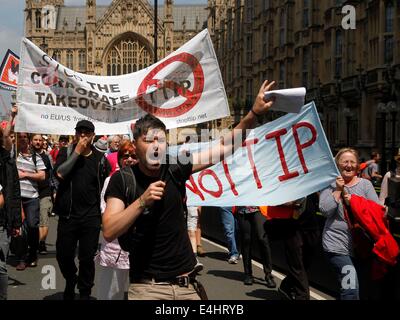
[0,81,399,301]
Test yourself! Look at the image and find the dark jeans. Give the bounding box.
[0,227,10,300]
[235,212,272,277]
[22,198,40,262]
[219,207,239,258]
[56,215,101,296]
[266,219,312,300]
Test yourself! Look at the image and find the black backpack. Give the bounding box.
[117,160,187,252]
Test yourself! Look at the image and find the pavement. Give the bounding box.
[6,216,333,300]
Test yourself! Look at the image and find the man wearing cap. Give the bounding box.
[54,120,110,300]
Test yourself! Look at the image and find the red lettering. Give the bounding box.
[266,128,299,182]
[292,122,317,174]
[242,139,262,189]
[185,175,205,201]
[222,160,238,196]
[198,169,223,198]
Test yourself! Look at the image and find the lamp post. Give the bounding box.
[154,0,158,63]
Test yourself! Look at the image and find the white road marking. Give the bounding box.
[202,237,332,300]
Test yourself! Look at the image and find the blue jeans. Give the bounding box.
[326,252,359,300]
[219,207,239,258]
[0,227,10,300]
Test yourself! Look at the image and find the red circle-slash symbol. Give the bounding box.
[136,52,204,118]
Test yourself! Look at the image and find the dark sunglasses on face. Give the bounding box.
[122,153,136,160]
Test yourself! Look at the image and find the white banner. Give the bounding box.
[15,29,229,134]
[186,102,339,206]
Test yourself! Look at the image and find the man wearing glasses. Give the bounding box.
[54,120,110,300]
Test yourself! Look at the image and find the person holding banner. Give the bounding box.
[319,148,379,300]
[0,128,21,299]
[102,80,276,300]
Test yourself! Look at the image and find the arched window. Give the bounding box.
[35,10,41,29]
[79,51,86,71]
[106,35,151,76]
[385,1,394,33]
[52,50,61,63]
[66,50,74,69]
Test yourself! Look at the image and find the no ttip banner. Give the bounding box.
[136,52,204,118]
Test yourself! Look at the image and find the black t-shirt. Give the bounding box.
[105,160,196,281]
[56,147,101,218]
[37,151,52,198]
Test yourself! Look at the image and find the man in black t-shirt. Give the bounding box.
[103,80,276,300]
[54,120,110,300]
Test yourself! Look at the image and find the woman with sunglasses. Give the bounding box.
[96,141,137,300]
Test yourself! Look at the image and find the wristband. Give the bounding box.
[251,108,262,118]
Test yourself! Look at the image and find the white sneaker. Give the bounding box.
[228,255,239,264]
[194,258,204,273]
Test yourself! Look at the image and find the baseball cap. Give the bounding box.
[59,135,69,142]
[75,120,95,132]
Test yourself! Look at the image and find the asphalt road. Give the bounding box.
[6,216,333,300]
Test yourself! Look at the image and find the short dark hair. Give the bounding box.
[371,151,379,159]
[133,114,166,140]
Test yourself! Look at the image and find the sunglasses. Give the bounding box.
[122,153,136,160]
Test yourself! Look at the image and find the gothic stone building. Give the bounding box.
[208,0,400,167]
[24,0,207,76]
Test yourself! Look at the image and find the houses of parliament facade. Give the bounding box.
[25,0,400,163]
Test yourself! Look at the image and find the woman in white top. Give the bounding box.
[96,141,137,300]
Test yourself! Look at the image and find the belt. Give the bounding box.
[132,275,195,288]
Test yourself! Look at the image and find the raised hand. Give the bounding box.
[251,80,276,116]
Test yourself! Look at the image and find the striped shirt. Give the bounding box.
[17,152,46,199]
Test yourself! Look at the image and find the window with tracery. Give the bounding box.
[106,36,151,76]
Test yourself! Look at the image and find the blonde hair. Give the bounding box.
[335,148,360,168]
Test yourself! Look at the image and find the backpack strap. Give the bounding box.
[119,166,137,207]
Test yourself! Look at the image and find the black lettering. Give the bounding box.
[57,78,65,88]
[87,81,97,90]
[42,54,52,66]
[76,87,87,96]
[35,92,45,104]
[64,68,75,78]
[66,81,75,89]
[97,83,109,93]
[68,96,77,108]
[91,100,101,109]
[88,91,99,100]
[31,72,40,84]
[120,95,129,103]
[110,84,120,93]
[44,93,55,105]
[100,95,110,105]
[109,97,118,105]
[56,95,67,107]
[78,97,89,109]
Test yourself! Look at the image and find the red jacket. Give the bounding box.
[350,195,399,278]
